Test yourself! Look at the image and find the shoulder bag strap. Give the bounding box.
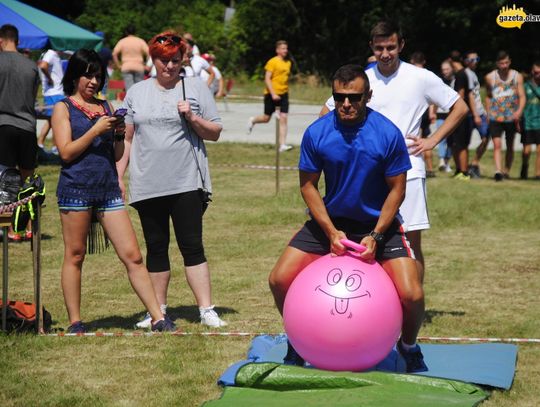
[180,78,207,190]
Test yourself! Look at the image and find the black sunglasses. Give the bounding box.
[155,35,182,44]
[333,92,364,103]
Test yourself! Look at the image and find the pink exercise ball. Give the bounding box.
[283,242,402,371]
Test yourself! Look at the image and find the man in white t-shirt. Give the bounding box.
[320,21,468,291]
[37,49,64,149]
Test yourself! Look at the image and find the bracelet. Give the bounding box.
[114,132,125,142]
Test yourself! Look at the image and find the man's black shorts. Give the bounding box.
[0,125,37,170]
[522,129,540,145]
[264,92,289,116]
[420,110,431,138]
[447,120,471,150]
[289,217,414,261]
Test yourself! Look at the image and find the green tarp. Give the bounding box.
[205,363,488,406]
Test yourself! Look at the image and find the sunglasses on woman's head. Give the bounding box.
[155,35,182,44]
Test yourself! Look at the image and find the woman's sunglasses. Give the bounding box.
[155,35,182,45]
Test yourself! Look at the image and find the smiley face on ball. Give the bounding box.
[315,268,371,316]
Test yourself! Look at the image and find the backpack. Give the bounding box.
[0,165,22,206]
[0,300,52,333]
[12,174,46,233]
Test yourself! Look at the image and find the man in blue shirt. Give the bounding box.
[269,64,427,373]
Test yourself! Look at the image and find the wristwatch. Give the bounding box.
[369,230,385,244]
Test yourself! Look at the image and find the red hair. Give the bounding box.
[148,31,187,60]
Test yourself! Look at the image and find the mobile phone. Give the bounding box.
[113,108,127,118]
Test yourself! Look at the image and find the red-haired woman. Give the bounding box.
[117,32,228,329]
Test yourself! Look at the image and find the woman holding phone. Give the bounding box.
[52,49,174,333]
[116,32,228,329]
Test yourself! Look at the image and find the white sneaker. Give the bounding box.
[135,304,167,329]
[247,117,254,134]
[279,144,293,153]
[200,305,228,328]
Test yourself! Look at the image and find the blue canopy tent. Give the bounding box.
[0,0,102,50]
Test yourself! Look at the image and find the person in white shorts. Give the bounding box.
[320,21,468,282]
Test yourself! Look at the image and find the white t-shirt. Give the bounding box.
[39,50,64,97]
[200,65,222,95]
[465,67,486,116]
[325,61,458,179]
[190,55,211,77]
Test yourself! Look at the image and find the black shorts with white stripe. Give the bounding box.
[289,217,415,261]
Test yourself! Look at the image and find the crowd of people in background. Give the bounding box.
[414,50,539,181]
[8,21,538,182]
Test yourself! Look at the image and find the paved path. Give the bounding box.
[208,101,320,146]
[37,100,521,150]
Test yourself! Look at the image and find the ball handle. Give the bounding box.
[340,238,367,254]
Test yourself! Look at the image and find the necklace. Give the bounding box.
[69,96,107,119]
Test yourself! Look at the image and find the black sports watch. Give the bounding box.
[369,230,385,244]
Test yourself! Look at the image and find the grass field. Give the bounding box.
[1,142,539,406]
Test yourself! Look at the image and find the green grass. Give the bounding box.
[1,143,539,406]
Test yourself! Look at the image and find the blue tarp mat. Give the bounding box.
[219,335,517,390]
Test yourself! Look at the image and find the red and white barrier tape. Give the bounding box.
[0,192,38,215]
[417,336,540,343]
[216,163,298,171]
[42,331,540,342]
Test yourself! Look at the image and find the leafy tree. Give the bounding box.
[76,0,246,72]
[74,0,538,78]
[229,0,301,75]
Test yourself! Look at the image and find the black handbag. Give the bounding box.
[181,78,212,213]
[0,165,22,206]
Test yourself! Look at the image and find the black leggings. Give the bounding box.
[133,191,206,270]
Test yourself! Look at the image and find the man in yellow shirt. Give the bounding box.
[248,40,293,152]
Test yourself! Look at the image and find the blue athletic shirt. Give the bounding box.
[299,108,411,223]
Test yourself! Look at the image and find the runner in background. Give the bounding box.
[248,40,293,153]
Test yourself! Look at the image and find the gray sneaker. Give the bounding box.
[468,165,481,178]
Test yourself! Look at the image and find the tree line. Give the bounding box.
[28,0,539,79]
